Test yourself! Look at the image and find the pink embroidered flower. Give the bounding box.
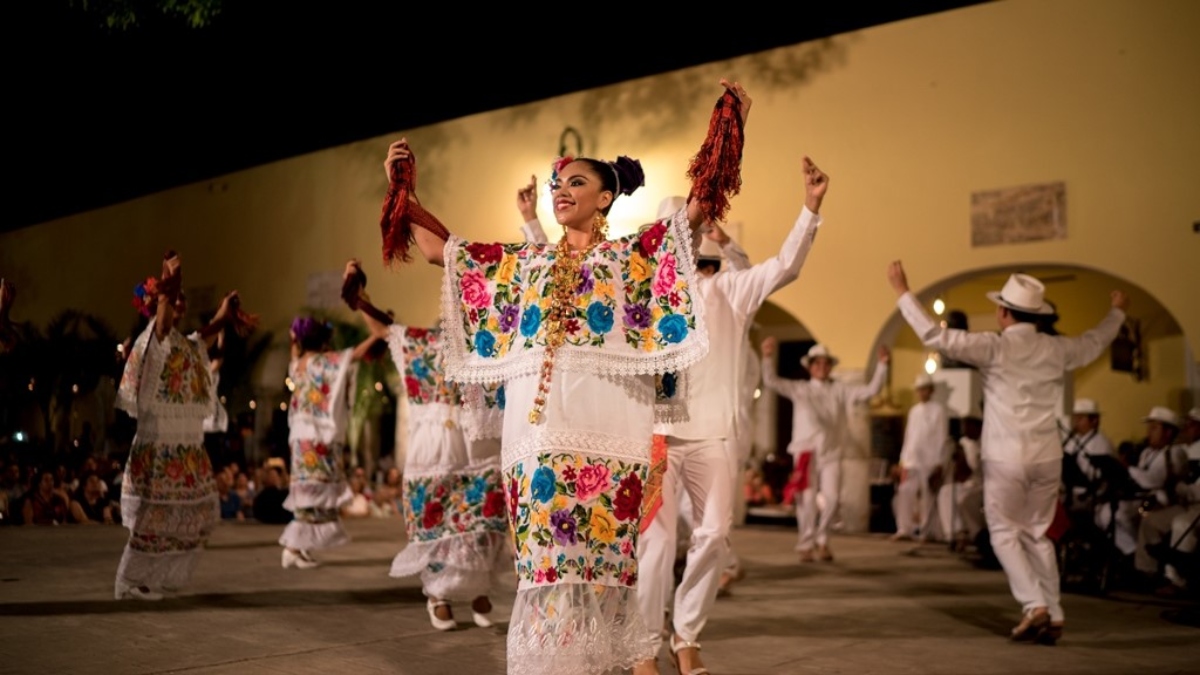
[651,252,677,297]
[574,463,611,503]
[462,269,491,309]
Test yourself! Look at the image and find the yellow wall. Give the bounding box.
[3,0,1198,409]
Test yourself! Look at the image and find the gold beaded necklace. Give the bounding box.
[527,214,606,424]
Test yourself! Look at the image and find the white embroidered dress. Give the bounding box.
[114,320,220,594]
[279,349,355,551]
[387,324,508,601]
[440,208,708,675]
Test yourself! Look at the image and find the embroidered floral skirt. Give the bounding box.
[391,462,509,600]
[505,448,654,675]
[116,438,218,594]
[280,438,352,551]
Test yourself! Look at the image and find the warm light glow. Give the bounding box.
[374,382,383,392]
[285,377,295,392]
[71,384,79,394]
[753,388,762,400]
[933,298,946,316]
[924,354,939,375]
[13,432,25,442]
[73,440,80,448]
[219,396,227,404]
[249,400,257,410]
[116,343,125,354]
[280,402,288,411]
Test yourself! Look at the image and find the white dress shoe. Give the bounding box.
[427,599,456,631]
[282,548,318,569]
[116,582,163,601]
[472,611,495,628]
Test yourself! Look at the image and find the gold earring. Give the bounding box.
[592,212,608,240]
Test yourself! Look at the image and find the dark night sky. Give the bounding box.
[6,1,991,232]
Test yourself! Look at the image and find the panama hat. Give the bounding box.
[801,344,839,369]
[913,374,935,390]
[1073,398,1100,415]
[1143,406,1180,428]
[986,273,1055,315]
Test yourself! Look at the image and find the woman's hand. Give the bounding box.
[517,174,539,222]
[384,138,412,183]
[719,78,752,125]
[761,336,778,358]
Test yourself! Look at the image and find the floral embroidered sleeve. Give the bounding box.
[439,207,708,384]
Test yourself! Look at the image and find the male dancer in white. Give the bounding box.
[891,373,949,542]
[888,262,1125,644]
[635,157,828,675]
[761,340,889,562]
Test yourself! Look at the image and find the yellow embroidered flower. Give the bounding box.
[640,328,656,351]
[552,495,570,512]
[307,388,324,405]
[531,507,550,529]
[486,315,500,332]
[496,254,518,286]
[650,305,665,322]
[303,451,318,469]
[629,253,651,282]
[593,280,615,300]
[589,508,618,544]
[541,555,553,569]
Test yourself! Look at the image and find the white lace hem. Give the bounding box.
[502,429,650,470]
[115,545,203,594]
[506,583,655,675]
[391,531,509,600]
[278,520,350,551]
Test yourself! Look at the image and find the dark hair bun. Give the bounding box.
[611,156,645,196]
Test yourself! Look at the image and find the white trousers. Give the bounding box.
[724,434,748,575]
[938,480,983,541]
[893,466,938,538]
[1096,499,1143,555]
[983,459,1063,622]
[795,459,841,552]
[637,437,733,647]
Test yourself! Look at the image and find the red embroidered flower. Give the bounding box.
[638,222,667,256]
[561,466,577,482]
[612,473,643,522]
[466,243,504,265]
[408,327,428,340]
[483,490,505,518]
[508,477,520,522]
[405,376,421,399]
[545,567,558,583]
[422,501,445,529]
[565,318,581,334]
[315,443,329,457]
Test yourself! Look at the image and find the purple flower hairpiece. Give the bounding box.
[291,316,332,348]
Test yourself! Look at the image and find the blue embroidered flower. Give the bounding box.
[466,475,488,504]
[475,330,497,357]
[520,305,542,338]
[658,314,688,344]
[531,466,556,503]
[586,302,614,334]
[496,385,506,410]
[408,483,427,515]
[658,372,677,399]
[411,359,430,381]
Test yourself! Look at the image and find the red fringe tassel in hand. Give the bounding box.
[380,152,450,266]
[686,90,745,224]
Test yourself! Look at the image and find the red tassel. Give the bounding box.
[686,90,745,224]
[380,152,451,266]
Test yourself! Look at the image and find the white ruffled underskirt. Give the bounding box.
[278,519,350,551]
[507,583,655,675]
[391,531,509,601]
[115,547,203,596]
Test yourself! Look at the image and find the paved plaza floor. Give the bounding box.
[1,518,1196,674]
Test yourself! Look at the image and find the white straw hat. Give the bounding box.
[801,344,839,369]
[985,273,1055,315]
[1073,398,1100,415]
[1143,406,1180,428]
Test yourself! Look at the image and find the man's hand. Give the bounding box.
[802,156,828,214]
[1111,290,1129,311]
[703,223,732,246]
[887,260,910,296]
[878,345,891,364]
[761,336,778,358]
